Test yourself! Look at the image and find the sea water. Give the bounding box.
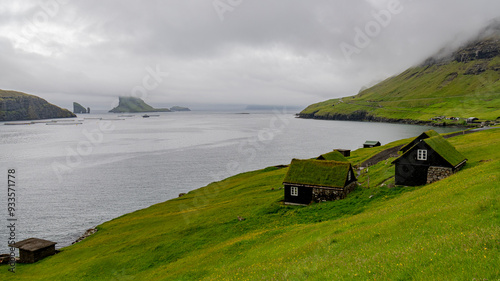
[0,110,458,252]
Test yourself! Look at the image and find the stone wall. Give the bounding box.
[312,182,357,203]
[427,166,453,184]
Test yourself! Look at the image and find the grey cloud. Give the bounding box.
[0,0,499,110]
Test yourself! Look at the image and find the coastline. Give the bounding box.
[296,112,486,129]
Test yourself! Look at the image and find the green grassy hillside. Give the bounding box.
[2,128,499,280]
[0,89,75,121]
[300,39,500,125]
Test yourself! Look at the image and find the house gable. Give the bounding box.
[392,135,467,186]
[423,136,467,168]
[400,129,440,153]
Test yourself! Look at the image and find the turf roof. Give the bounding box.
[283,159,351,188]
[423,135,467,167]
[317,150,349,162]
[393,135,467,167]
[400,129,440,152]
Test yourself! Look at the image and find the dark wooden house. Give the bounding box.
[317,150,349,162]
[363,141,381,148]
[283,159,357,205]
[10,238,57,263]
[335,149,351,157]
[399,129,440,154]
[392,135,467,186]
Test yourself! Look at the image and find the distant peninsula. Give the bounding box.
[0,89,75,121]
[109,96,190,113]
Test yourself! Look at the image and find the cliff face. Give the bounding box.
[73,102,87,114]
[0,90,76,121]
[109,96,171,113]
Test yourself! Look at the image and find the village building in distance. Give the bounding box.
[283,159,357,205]
[363,141,381,148]
[392,132,467,186]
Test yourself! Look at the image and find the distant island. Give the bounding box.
[73,102,90,114]
[170,106,191,112]
[109,96,190,113]
[0,89,75,121]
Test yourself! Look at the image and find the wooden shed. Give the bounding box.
[10,238,57,263]
[399,130,440,154]
[392,135,467,186]
[335,149,351,157]
[363,141,381,148]
[283,159,357,205]
[317,150,349,162]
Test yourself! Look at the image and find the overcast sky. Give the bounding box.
[1,0,499,110]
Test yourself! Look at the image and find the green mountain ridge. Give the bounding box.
[300,24,500,125]
[0,89,75,121]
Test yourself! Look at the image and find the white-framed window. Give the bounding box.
[417,149,428,161]
[291,186,298,196]
[348,171,351,181]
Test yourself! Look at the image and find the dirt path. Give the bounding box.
[360,145,403,167]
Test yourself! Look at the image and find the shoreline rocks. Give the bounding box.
[72,228,98,244]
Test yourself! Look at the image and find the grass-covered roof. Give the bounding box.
[423,135,467,167]
[393,135,467,167]
[400,129,440,152]
[283,159,351,188]
[317,150,349,162]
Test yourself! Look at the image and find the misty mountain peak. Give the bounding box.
[421,18,500,66]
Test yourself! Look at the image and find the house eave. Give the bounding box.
[454,159,468,169]
[283,182,347,190]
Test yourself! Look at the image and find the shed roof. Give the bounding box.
[283,159,351,188]
[399,129,440,152]
[317,150,349,162]
[364,141,380,145]
[423,136,467,167]
[10,238,57,252]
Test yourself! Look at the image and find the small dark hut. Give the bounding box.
[392,135,467,186]
[283,159,357,205]
[363,141,381,148]
[317,150,349,162]
[399,129,440,154]
[335,149,351,157]
[10,238,57,263]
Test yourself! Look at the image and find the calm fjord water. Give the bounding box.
[0,111,458,252]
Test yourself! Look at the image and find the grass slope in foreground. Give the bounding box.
[2,129,499,280]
